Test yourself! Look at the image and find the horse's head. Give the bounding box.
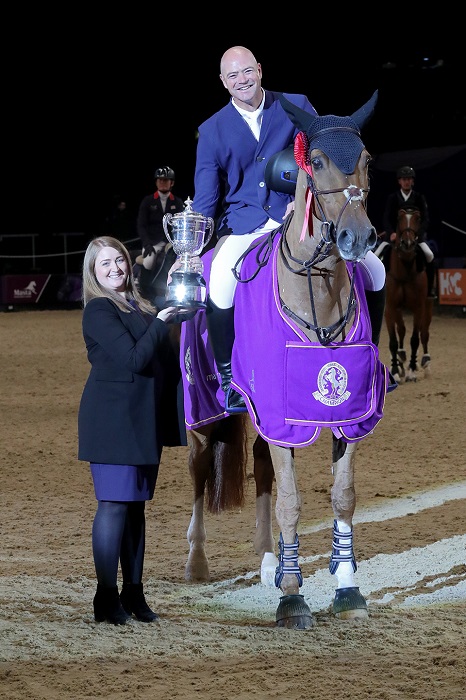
[274,92,379,262]
[396,207,421,254]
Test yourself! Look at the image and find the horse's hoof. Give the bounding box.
[276,594,314,629]
[421,354,431,369]
[333,587,368,619]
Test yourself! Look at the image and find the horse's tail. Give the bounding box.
[205,414,249,514]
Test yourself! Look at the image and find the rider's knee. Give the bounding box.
[418,241,434,263]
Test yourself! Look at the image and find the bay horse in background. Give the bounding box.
[384,206,433,383]
[179,90,392,629]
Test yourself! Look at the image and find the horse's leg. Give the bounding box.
[406,317,421,382]
[270,444,313,629]
[185,426,213,582]
[387,317,403,382]
[186,415,248,581]
[252,435,278,586]
[420,298,433,377]
[329,436,368,618]
[395,309,407,374]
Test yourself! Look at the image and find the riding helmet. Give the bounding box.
[155,166,175,180]
[397,165,415,178]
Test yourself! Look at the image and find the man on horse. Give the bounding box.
[192,45,390,413]
[375,165,436,298]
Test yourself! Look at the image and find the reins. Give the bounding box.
[279,219,357,345]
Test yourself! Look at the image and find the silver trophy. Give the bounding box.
[163,197,214,308]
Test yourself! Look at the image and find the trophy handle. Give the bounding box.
[163,213,174,244]
[204,218,215,248]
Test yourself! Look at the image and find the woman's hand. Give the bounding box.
[156,306,196,323]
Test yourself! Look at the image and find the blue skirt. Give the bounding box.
[90,463,159,502]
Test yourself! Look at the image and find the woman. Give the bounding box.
[78,236,186,625]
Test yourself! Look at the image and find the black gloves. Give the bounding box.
[143,245,156,258]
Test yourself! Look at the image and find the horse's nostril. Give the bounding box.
[368,228,377,249]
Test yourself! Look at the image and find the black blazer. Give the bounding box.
[78,297,186,465]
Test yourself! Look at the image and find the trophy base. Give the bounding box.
[165,272,208,309]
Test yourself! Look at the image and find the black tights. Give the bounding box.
[92,501,146,587]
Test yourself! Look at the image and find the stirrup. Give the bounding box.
[225,387,247,414]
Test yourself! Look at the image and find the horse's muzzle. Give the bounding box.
[336,224,377,262]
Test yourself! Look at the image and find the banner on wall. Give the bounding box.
[438,269,466,305]
[0,274,82,306]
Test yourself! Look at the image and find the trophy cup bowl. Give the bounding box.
[163,197,214,308]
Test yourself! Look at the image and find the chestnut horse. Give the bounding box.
[180,91,391,629]
[384,207,433,382]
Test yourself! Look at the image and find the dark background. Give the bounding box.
[2,15,465,273]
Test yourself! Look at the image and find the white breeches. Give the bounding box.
[209,232,266,308]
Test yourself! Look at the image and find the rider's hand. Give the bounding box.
[143,244,156,258]
[283,201,295,220]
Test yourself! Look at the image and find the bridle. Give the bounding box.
[396,209,420,254]
[279,214,357,345]
[278,150,369,345]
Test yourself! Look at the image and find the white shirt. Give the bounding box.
[232,89,265,141]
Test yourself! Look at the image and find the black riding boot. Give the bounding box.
[93,584,131,625]
[364,285,397,393]
[120,582,158,623]
[426,260,436,298]
[206,298,247,413]
[365,286,386,347]
[138,266,155,302]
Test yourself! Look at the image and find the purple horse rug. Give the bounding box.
[180,233,389,447]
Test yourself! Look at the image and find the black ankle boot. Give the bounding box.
[206,299,247,414]
[120,583,158,623]
[93,584,131,625]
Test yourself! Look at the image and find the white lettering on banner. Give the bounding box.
[13,281,38,299]
[439,270,463,297]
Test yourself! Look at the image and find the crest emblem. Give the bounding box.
[312,361,351,406]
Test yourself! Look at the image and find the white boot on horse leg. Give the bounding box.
[330,441,368,619]
[261,551,279,587]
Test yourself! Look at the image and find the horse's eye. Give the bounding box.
[310,157,323,171]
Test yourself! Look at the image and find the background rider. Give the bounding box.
[136,166,185,299]
[377,165,436,298]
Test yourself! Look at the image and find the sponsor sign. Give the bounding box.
[438,269,466,305]
[0,274,82,306]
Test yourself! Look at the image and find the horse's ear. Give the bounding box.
[278,93,318,133]
[351,90,378,131]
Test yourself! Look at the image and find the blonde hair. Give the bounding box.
[82,236,157,314]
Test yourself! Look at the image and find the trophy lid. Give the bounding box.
[167,197,210,226]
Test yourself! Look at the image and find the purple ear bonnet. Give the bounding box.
[278,91,378,175]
